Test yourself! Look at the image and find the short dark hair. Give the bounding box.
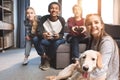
[48,2,61,12]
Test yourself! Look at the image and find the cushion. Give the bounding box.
[105,24,120,39]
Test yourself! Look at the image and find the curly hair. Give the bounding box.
[48,2,61,12]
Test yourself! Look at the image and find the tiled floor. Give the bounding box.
[0,48,61,80]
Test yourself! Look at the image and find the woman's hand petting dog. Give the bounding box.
[46,61,79,80]
[46,50,103,80]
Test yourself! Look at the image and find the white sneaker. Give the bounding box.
[22,58,29,65]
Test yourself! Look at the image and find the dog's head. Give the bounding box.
[78,50,103,73]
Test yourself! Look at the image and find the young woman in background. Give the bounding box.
[67,4,90,62]
[23,7,42,65]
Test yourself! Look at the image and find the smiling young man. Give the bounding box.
[37,2,65,70]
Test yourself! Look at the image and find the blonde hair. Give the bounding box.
[26,7,38,34]
[85,14,109,39]
[72,4,82,17]
[85,14,110,50]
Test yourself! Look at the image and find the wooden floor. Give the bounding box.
[0,48,61,80]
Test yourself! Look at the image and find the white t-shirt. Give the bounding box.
[43,19,62,35]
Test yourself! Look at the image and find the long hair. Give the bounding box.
[26,7,38,33]
[85,14,109,50]
[85,14,108,38]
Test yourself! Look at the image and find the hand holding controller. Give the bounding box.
[74,27,84,33]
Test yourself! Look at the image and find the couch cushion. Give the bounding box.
[105,24,120,48]
[56,52,70,69]
[57,43,70,53]
[105,24,120,39]
[57,43,86,53]
[115,39,120,48]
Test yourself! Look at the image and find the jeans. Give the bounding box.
[25,40,32,57]
[70,36,90,58]
[32,36,44,56]
[25,36,40,57]
[40,38,65,59]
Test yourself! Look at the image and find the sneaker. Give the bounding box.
[39,57,50,71]
[39,64,50,71]
[22,58,29,65]
[39,57,45,69]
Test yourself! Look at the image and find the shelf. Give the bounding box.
[0,21,14,30]
[0,6,12,13]
[0,8,2,20]
[0,0,14,51]
[0,31,14,50]
[0,0,13,12]
[0,5,2,8]
[3,1,12,11]
[3,0,12,1]
[3,7,12,13]
[3,14,13,23]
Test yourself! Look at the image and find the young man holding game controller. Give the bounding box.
[67,4,90,62]
[37,2,65,70]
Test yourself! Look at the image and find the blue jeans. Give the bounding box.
[32,36,45,56]
[41,38,65,59]
[70,36,90,58]
[25,36,40,57]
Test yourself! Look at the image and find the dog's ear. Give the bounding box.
[97,52,103,69]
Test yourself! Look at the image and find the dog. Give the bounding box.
[46,50,103,80]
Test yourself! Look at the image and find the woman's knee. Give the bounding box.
[32,36,39,42]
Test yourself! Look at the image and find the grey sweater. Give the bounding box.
[90,36,119,80]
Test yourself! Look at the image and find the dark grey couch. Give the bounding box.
[105,24,120,48]
[55,24,120,69]
[55,28,88,69]
[56,43,86,68]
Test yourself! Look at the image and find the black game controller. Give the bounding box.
[74,27,84,33]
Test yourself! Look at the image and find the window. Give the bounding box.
[62,0,76,21]
[30,0,58,16]
[101,0,113,24]
[30,0,113,23]
[62,0,98,21]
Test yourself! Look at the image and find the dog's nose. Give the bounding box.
[83,66,89,71]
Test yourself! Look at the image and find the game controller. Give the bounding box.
[74,27,84,33]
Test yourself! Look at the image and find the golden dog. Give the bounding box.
[46,50,103,80]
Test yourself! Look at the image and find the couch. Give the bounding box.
[104,24,120,48]
[55,26,88,69]
[55,24,120,69]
